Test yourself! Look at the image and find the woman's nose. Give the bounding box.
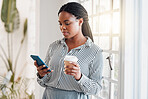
[61,25,66,30]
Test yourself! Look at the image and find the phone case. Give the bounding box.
[30,55,51,72]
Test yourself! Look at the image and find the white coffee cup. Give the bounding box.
[64,55,78,66]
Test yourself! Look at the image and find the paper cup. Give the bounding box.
[64,55,78,66]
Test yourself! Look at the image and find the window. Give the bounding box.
[79,0,120,99]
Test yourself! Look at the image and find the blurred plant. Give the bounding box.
[0,0,34,98]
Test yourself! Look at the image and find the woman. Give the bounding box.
[34,2,103,99]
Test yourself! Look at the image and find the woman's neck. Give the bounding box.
[66,34,86,45]
[65,33,87,52]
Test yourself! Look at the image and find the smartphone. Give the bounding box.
[30,55,51,72]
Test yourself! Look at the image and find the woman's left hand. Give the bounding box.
[64,62,82,80]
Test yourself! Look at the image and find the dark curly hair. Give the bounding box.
[58,2,94,42]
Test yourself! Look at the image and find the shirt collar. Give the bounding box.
[85,36,92,47]
[60,36,92,49]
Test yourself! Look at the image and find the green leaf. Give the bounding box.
[10,72,14,83]
[23,19,27,37]
[21,19,27,43]
[1,0,8,22]
[0,95,7,99]
[1,0,20,33]
[8,59,12,72]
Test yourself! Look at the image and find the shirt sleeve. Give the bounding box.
[37,73,51,87]
[37,43,55,87]
[76,50,103,95]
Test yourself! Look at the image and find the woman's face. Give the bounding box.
[58,11,82,39]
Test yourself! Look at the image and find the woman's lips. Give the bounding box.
[62,32,69,36]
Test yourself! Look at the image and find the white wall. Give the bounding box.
[39,0,79,59]
[40,0,63,59]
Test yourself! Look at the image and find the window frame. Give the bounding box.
[79,0,122,99]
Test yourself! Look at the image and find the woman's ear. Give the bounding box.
[79,18,83,26]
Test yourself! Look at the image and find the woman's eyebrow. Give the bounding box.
[58,20,69,23]
[64,20,69,22]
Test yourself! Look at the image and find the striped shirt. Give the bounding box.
[37,37,103,96]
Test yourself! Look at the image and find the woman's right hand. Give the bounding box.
[34,61,53,78]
